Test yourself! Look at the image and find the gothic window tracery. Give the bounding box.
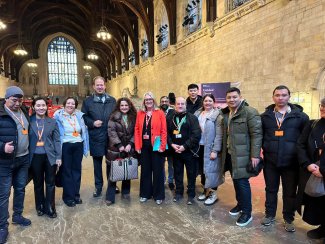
[47,36,78,85]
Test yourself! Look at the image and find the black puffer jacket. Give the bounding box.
[186,95,202,114]
[106,111,135,161]
[81,94,116,156]
[261,103,309,167]
[0,99,29,164]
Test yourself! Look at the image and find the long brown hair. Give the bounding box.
[112,97,137,124]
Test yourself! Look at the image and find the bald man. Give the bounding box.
[167,97,201,205]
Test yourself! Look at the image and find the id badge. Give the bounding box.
[175,134,182,139]
[275,130,284,137]
[36,141,44,147]
[72,132,79,137]
[173,130,179,135]
[143,134,149,140]
[22,129,28,135]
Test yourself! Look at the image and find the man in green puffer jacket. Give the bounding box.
[221,87,263,227]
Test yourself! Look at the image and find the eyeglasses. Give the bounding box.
[144,98,153,102]
[320,104,325,109]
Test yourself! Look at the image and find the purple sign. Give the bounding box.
[199,82,230,107]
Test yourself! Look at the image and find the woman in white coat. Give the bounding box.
[194,94,223,205]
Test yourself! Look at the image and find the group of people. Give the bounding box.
[0,79,324,244]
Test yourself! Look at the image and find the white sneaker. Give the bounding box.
[139,197,148,203]
[204,191,218,205]
[156,200,163,205]
[198,193,207,201]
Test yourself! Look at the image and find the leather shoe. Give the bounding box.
[12,215,32,226]
[0,228,8,244]
[47,211,57,218]
[105,200,114,206]
[65,201,76,207]
[93,188,102,198]
[74,198,83,204]
[36,209,44,216]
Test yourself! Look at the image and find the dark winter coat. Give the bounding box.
[0,99,30,165]
[296,119,325,215]
[106,111,136,161]
[167,112,201,154]
[261,103,309,168]
[186,95,203,114]
[220,100,263,179]
[81,94,116,156]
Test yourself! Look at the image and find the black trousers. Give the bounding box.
[93,156,104,190]
[263,162,299,222]
[30,154,56,212]
[198,145,206,187]
[173,151,197,199]
[106,162,130,202]
[62,142,83,203]
[140,144,165,200]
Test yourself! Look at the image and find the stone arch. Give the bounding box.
[154,0,169,53]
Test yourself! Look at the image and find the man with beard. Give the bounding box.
[160,96,175,190]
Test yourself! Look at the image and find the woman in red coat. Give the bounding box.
[134,92,167,205]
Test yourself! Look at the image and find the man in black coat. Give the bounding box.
[167,97,201,205]
[0,86,32,244]
[261,85,309,232]
[186,84,202,114]
[81,76,116,197]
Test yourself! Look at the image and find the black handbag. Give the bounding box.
[109,157,138,182]
[246,158,264,176]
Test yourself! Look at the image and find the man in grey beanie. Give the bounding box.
[0,86,31,244]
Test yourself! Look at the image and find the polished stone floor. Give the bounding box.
[6,157,321,244]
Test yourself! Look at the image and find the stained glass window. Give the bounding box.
[47,36,78,85]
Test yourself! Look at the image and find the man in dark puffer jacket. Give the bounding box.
[261,85,309,232]
[0,86,32,244]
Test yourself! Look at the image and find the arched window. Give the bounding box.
[183,0,202,35]
[47,36,78,85]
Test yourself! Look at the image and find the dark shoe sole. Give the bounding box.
[12,221,31,227]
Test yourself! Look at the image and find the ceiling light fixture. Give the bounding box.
[27,62,37,68]
[14,44,28,56]
[96,2,111,41]
[83,64,92,70]
[0,20,6,30]
[87,50,98,60]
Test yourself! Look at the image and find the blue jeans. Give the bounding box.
[226,153,252,215]
[233,178,252,215]
[0,155,29,229]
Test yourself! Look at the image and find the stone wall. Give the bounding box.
[107,0,325,119]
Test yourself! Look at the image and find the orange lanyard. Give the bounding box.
[5,105,26,129]
[145,112,152,132]
[36,120,44,141]
[64,114,77,132]
[274,110,286,130]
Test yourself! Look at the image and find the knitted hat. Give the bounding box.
[5,86,24,99]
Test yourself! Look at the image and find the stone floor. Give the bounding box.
[6,157,321,244]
